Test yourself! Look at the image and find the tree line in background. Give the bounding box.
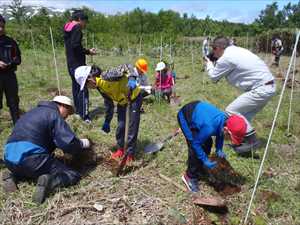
[1,0,300,54]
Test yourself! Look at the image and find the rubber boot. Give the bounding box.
[2,170,18,193]
[32,174,52,204]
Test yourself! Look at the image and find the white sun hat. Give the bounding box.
[155,62,166,71]
[53,95,73,107]
[75,66,92,91]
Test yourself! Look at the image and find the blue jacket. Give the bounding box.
[178,102,226,161]
[7,101,83,155]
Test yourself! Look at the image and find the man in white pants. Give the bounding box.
[205,37,276,153]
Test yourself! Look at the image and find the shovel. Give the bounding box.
[144,128,181,154]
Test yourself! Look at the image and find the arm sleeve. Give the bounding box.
[70,26,89,56]
[11,40,21,66]
[178,111,209,162]
[206,57,235,83]
[192,125,213,162]
[103,94,114,123]
[53,116,83,154]
[96,86,114,123]
[215,131,224,151]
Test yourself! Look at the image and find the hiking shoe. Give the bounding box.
[2,170,17,193]
[32,174,51,204]
[111,148,125,160]
[181,173,199,193]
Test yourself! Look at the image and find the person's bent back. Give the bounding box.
[6,101,82,158]
[2,96,91,204]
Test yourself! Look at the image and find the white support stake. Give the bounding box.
[49,26,61,95]
[243,31,300,225]
[30,30,41,78]
[160,34,163,61]
[287,52,297,134]
[191,43,194,74]
[139,35,142,56]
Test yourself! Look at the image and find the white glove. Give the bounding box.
[140,85,152,94]
[80,138,91,148]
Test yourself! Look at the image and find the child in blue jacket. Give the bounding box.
[178,101,247,192]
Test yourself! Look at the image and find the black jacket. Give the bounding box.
[7,101,83,154]
[63,22,89,69]
[0,34,21,74]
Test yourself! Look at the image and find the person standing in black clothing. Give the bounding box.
[0,15,21,125]
[63,10,96,122]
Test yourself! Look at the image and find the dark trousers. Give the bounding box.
[116,94,143,155]
[0,72,20,124]
[5,154,81,189]
[186,137,212,179]
[68,67,89,120]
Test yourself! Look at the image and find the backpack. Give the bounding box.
[101,64,136,81]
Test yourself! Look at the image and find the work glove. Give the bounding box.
[80,138,91,149]
[127,79,137,91]
[101,121,111,133]
[203,159,217,170]
[216,149,226,158]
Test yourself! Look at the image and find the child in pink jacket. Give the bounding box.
[154,61,174,102]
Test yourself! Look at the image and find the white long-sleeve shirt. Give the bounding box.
[206,46,274,91]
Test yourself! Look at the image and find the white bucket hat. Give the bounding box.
[155,62,166,71]
[75,66,92,91]
[53,95,74,113]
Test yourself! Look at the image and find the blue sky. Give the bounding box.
[1,0,299,23]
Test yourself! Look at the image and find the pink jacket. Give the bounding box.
[154,70,174,90]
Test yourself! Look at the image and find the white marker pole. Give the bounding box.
[49,26,61,95]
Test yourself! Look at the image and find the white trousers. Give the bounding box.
[226,83,276,133]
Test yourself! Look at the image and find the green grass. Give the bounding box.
[0,49,300,224]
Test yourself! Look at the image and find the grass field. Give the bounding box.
[0,48,300,225]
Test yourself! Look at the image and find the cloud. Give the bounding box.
[0,0,93,10]
[168,2,207,14]
[211,8,260,24]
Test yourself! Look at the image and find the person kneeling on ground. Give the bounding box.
[153,61,175,103]
[178,101,247,193]
[2,96,91,204]
[75,59,148,166]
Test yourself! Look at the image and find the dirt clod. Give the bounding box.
[207,156,245,196]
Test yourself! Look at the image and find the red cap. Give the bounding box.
[225,115,247,145]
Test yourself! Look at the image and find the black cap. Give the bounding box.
[72,10,88,21]
[0,15,6,24]
[212,37,230,49]
[90,65,102,77]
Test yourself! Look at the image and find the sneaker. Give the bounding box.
[181,173,199,193]
[32,174,51,204]
[84,119,92,124]
[2,170,17,193]
[111,148,125,160]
